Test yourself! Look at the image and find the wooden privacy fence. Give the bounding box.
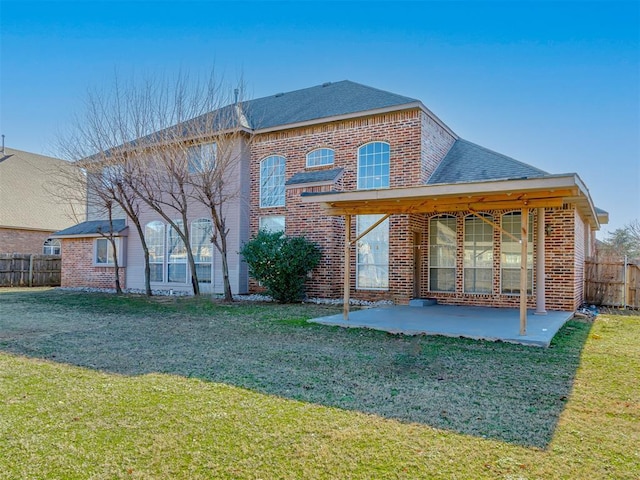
[0,254,61,287]
[585,259,640,308]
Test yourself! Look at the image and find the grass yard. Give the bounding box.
[0,288,638,479]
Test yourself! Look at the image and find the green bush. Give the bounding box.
[240,231,321,303]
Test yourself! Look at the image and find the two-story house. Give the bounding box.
[54,80,607,312]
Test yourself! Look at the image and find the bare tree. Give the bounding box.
[600,219,640,260]
[57,69,250,297]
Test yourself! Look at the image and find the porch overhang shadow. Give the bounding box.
[301,174,601,335]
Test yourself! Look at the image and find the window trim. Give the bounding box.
[191,218,213,284]
[500,211,534,295]
[145,221,165,283]
[259,215,286,233]
[43,238,61,255]
[463,213,493,294]
[306,148,335,168]
[188,142,217,174]
[355,214,390,291]
[167,220,188,284]
[93,237,121,267]
[357,141,391,190]
[428,215,457,293]
[259,155,286,208]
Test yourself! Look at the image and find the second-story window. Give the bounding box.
[260,155,286,207]
[188,142,217,173]
[357,142,390,190]
[306,148,334,168]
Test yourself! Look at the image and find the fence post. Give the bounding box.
[623,255,627,308]
[29,254,34,287]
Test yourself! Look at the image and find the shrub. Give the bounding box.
[240,231,321,303]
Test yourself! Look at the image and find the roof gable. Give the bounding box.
[243,80,419,130]
[428,139,548,185]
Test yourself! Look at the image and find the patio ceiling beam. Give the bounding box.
[322,197,565,216]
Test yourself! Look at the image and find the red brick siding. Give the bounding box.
[421,112,456,182]
[0,227,55,255]
[60,238,126,289]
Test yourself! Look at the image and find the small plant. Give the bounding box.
[240,231,321,303]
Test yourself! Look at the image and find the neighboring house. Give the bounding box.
[54,80,608,311]
[0,147,85,255]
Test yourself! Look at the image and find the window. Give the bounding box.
[357,142,390,190]
[102,164,124,189]
[145,221,165,282]
[429,216,456,292]
[94,238,118,266]
[259,215,285,233]
[356,215,389,290]
[43,238,61,255]
[260,155,286,207]
[306,148,334,168]
[191,219,213,283]
[464,214,493,293]
[188,142,217,173]
[167,220,187,283]
[501,212,533,294]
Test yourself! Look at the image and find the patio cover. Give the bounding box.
[301,174,603,335]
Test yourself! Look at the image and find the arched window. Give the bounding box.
[306,148,334,168]
[464,214,493,293]
[43,238,61,255]
[429,215,456,292]
[260,155,286,207]
[191,218,213,283]
[167,220,187,283]
[501,211,533,294]
[357,142,390,190]
[145,221,165,282]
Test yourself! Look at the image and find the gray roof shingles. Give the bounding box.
[285,168,344,186]
[428,139,549,184]
[243,80,418,130]
[53,219,127,237]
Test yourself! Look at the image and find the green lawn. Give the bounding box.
[0,288,638,479]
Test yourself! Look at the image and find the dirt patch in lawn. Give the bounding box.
[0,288,591,448]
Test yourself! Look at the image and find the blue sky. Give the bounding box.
[1,0,638,236]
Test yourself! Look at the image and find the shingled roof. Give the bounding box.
[428,139,549,185]
[53,219,127,237]
[242,80,419,130]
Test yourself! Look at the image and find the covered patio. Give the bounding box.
[309,304,574,347]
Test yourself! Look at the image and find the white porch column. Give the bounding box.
[535,207,547,315]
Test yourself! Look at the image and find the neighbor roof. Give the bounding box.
[0,147,85,231]
[286,168,344,186]
[53,219,127,237]
[428,139,549,185]
[243,80,419,130]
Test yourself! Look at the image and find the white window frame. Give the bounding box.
[463,213,493,294]
[306,148,335,168]
[191,218,213,284]
[43,238,61,255]
[167,220,188,284]
[500,211,533,295]
[94,237,121,266]
[357,141,390,190]
[188,142,217,174]
[428,215,457,293]
[260,155,286,208]
[145,221,165,283]
[259,215,286,233]
[356,214,389,290]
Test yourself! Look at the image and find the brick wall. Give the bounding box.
[60,238,126,289]
[0,227,55,255]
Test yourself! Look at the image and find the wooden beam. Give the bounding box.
[321,197,565,216]
[520,207,529,335]
[343,215,351,321]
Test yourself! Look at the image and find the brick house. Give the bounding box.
[0,147,85,255]
[54,81,607,312]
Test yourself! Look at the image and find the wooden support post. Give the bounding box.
[520,208,529,335]
[343,215,351,321]
[535,207,547,315]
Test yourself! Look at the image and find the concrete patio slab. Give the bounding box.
[309,304,574,347]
